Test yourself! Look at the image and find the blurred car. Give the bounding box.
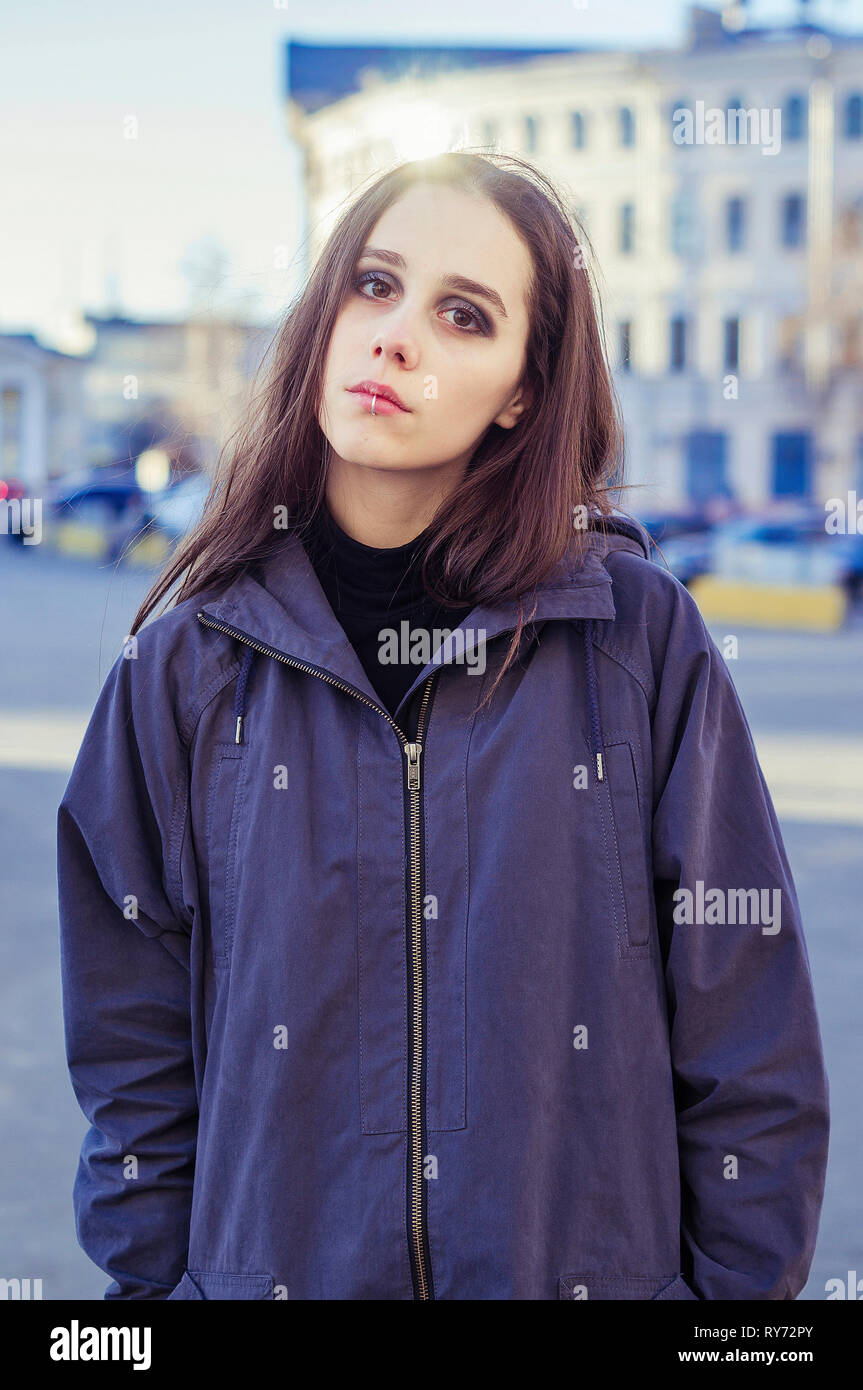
[48,467,146,523]
[105,471,213,563]
[710,508,863,598]
[651,530,717,586]
[636,508,717,587]
[144,471,212,542]
[830,531,863,601]
[46,466,151,562]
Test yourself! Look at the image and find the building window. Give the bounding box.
[726,196,746,253]
[618,321,632,372]
[686,431,729,503]
[571,111,586,149]
[619,202,635,254]
[670,316,688,372]
[524,114,540,152]
[784,93,807,141]
[723,317,740,371]
[845,93,863,139]
[772,432,812,498]
[781,193,806,248]
[670,193,696,256]
[619,106,635,147]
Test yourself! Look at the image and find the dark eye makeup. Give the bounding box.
[354,269,493,336]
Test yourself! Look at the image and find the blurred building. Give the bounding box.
[0,315,272,489]
[285,6,863,511]
[81,314,272,477]
[0,334,85,489]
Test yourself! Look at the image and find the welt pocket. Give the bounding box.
[167,1268,273,1300]
[559,1271,699,1300]
[600,739,653,958]
[205,744,247,966]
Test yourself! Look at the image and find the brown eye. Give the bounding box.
[440,302,489,334]
[356,271,395,300]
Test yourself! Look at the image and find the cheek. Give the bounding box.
[323,323,346,385]
[323,306,361,377]
[437,349,521,422]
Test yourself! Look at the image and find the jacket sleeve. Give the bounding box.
[649,581,830,1300]
[57,632,199,1299]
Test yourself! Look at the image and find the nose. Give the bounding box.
[371,306,420,370]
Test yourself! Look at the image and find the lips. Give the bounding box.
[347,380,410,412]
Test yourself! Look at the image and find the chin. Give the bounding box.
[342,449,415,471]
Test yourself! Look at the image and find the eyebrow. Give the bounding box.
[358,246,509,319]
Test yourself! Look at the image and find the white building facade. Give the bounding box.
[0,334,85,488]
[286,11,863,511]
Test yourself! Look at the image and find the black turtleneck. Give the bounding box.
[302,505,473,727]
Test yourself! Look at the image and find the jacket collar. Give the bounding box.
[196,517,650,717]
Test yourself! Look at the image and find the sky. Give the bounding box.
[1,0,862,353]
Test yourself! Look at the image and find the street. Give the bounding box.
[0,540,860,1300]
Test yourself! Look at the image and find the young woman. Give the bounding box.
[57,151,829,1301]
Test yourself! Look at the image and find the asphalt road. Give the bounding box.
[0,540,860,1300]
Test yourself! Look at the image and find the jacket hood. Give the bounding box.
[197,511,652,771]
[583,512,651,561]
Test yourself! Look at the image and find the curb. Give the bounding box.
[50,521,171,568]
[689,575,847,631]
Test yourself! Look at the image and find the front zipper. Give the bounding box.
[405,676,435,1300]
[195,610,437,1301]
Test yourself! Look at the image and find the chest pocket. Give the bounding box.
[599,739,653,960]
[205,743,248,967]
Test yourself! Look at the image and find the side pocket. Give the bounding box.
[166,1270,204,1300]
[601,740,653,957]
[167,1269,273,1299]
[559,1271,697,1299]
[653,1273,700,1300]
[205,746,247,966]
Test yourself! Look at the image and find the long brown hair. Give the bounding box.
[129,150,625,706]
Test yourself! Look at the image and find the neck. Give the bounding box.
[324,453,466,548]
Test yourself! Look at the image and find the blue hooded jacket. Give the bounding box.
[56,516,829,1300]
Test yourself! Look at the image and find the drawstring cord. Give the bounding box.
[581,618,604,782]
[234,646,256,744]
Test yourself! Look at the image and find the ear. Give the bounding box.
[494,378,533,431]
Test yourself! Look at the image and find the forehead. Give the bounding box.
[365,183,533,320]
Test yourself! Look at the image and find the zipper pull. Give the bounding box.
[404,741,422,791]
